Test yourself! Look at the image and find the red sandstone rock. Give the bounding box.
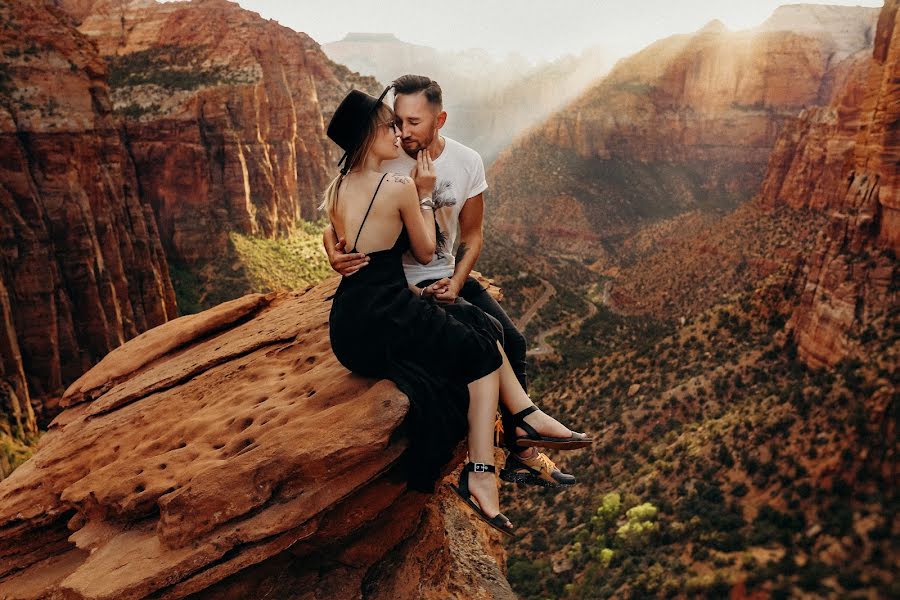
[58,0,380,263]
[0,0,177,449]
[0,278,514,599]
[761,0,899,368]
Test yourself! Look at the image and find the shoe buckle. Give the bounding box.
[472,462,489,472]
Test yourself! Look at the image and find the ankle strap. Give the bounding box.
[512,405,538,420]
[465,462,496,473]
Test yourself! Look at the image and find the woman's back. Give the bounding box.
[331,171,408,254]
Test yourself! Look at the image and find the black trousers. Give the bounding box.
[416,276,528,451]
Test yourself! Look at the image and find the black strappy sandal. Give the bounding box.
[449,462,516,537]
[511,406,593,450]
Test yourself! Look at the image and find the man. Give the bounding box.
[323,75,574,488]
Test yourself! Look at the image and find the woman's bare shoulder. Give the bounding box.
[381,172,416,202]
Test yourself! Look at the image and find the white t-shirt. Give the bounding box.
[381,136,488,285]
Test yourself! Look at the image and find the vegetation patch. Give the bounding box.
[106,44,253,92]
[170,220,333,315]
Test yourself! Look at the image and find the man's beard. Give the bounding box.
[402,134,434,158]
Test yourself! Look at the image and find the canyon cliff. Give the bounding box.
[760,0,899,369]
[595,1,897,370]
[0,0,177,472]
[486,5,880,256]
[0,278,515,599]
[60,0,379,263]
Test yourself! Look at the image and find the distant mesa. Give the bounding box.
[698,19,728,34]
[339,32,404,44]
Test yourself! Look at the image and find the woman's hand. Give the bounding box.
[411,149,436,199]
[408,282,437,299]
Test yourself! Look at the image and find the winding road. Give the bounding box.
[514,278,555,331]
[522,279,610,358]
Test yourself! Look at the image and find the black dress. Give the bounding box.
[328,174,504,492]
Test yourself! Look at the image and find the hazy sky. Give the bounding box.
[227,0,884,63]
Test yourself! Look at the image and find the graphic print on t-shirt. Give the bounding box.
[432,179,456,259]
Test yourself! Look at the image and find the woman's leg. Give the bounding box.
[464,367,507,520]
[494,341,583,440]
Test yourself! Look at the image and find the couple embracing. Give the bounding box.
[321,75,591,536]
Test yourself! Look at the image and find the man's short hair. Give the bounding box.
[392,74,442,110]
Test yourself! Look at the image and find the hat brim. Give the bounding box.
[330,85,394,173]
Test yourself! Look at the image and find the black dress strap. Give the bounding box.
[350,173,388,253]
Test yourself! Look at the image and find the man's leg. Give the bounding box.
[458,278,528,391]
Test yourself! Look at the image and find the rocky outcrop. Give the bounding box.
[771,0,899,368]
[60,0,379,263]
[0,278,514,599]
[487,6,879,255]
[0,0,177,450]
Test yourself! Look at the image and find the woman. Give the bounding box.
[322,89,591,536]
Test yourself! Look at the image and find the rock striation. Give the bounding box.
[764,0,899,368]
[486,6,880,255]
[0,278,514,599]
[0,0,177,452]
[59,0,380,263]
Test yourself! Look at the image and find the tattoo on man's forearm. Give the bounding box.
[456,242,468,264]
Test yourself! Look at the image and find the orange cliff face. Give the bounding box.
[0,0,176,440]
[0,281,514,599]
[486,7,879,255]
[761,0,899,369]
[59,0,380,263]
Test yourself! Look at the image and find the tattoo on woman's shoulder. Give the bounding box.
[390,174,412,185]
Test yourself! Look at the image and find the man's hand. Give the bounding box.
[431,277,462,303]
[327,235,369,276]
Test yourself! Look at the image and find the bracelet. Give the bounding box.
[419,286,426,297]
[419,196,435,209]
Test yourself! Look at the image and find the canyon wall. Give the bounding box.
[0,0,176,457]
[760,0,899,368]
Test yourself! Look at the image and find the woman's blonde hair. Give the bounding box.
[319,103,395,218]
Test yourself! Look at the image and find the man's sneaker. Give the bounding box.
[500,450,576,488]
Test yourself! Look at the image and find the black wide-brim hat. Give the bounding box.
[327,85,392,173]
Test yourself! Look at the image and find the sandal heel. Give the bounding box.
[449,462,516,538]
